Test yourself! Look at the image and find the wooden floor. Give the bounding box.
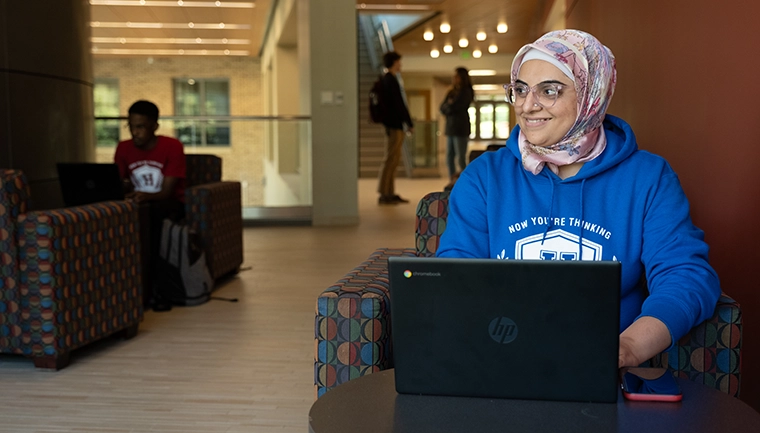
[0,177,447,433]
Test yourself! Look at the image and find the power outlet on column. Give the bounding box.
[320,91,334,105]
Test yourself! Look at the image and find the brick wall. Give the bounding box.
[93,56,264,206]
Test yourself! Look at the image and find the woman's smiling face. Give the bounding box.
[515,60,578,147]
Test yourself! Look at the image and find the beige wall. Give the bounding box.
[93,56,265,207]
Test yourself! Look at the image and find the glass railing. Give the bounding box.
[95,115,312,222]
[406,120,438,171]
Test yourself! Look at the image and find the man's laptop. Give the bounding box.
[389,257,621,403]
[57,163,125,207]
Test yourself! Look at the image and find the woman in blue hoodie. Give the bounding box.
[436,29,720,368]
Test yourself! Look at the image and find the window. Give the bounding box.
[94,78,120,146]
[174,78,231,146]
[469,94,511,141]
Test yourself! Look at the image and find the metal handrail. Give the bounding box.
[359,14,394,75]
[378,19,393,54]
[359,15,381,73]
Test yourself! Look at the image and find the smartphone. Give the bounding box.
[620,367,683,402]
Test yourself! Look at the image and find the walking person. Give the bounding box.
[440,67,474,190]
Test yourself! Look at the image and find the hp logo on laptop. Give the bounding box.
[489,317,518,344]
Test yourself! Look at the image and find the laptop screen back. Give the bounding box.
[389,257,621,403]
[57,163,125,207]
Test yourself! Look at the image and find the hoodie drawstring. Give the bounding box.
[578,179,586,260]
[540,178,556,245]
[540,177,587,261]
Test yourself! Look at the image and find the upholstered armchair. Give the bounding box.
[314,191,742,398]
[184,154,243,280]
[1,169,143,369]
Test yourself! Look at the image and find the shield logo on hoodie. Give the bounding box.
[514,229,603,261]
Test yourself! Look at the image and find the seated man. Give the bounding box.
[114,100,186,311]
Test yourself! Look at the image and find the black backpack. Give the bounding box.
[369,75,385,124]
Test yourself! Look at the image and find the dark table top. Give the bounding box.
[309,369,760,433]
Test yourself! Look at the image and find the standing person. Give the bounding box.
[440,67,474,190]
[378,51,414,205]
[436,29,720,368]
[115,100,187,311]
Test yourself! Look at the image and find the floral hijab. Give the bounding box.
[511,29,617,175]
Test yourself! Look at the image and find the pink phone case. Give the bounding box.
[622,390,683,402]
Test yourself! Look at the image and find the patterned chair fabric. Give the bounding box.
[185,154,222,188]
[183,154,243,280]
[650,292,742,397]
[185,181,243,280]
[314,191,742,398]
[314,248,416,398]
[415,191,450,257]
[1,170,31,353]
[0,169,143,369]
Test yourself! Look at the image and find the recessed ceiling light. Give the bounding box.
[497,23,508,33]
[476,31,486,41]
[90,22,250,29]
[91,48,249,55]
[469,69,497,76]
[91,37,250,44]
[443,44,453,53]
[472,84,501,91]
[430,49,440,58]
[458,38,468,48]
[440,22,451,33]
[354,3,431,10]
[488,44,498,54]
[472,49,482,58]
[423,30,434,41]
[88,1,254,7]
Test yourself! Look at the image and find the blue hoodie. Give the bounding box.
[437,115,720,346]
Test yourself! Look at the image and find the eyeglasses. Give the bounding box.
[503,82,570,108]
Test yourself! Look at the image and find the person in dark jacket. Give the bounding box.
[378,51,414,205]
[440,67,474,190]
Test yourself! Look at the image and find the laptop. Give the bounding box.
[388,257,621,403]
[57,163,125,207]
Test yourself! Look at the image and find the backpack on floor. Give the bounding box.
[369,75,385,124]
[155,219,213,306]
